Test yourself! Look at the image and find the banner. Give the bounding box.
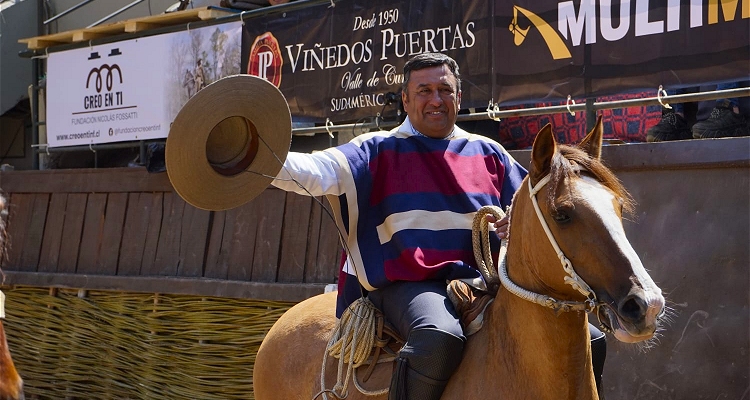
[494,0,750,105]
[47,22,242,148]
[242,0,493,122]
[242,0,749,122]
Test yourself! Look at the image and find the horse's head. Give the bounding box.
[513,117,664,344]
[0,194,24,400]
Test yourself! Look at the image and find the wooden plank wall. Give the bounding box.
[0,167,341,301]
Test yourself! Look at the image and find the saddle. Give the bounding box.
[446,279,495,336]
[328,279,492,382]
[321,282,493,398]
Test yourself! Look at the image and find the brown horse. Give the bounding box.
[0,194,24,400]
[253,118,665,400]
[0,320,23,400]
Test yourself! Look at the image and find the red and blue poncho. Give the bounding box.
[273,118,528,317]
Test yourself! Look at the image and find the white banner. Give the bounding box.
[47,22,242,148]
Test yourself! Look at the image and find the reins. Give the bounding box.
[474,172,600,313]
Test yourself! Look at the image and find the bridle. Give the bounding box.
[476,170,603,314]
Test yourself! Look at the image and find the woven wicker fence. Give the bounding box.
[0,286,294,400]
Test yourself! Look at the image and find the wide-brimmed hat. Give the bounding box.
[166,74,292,211]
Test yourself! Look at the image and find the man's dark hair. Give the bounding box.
[402,52,461,93]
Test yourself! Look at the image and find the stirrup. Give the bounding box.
[361,311,404,382]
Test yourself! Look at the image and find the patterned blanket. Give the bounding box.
[495,91,662,149]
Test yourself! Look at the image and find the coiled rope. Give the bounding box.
[317,297,389,399]
[471,205,507,293]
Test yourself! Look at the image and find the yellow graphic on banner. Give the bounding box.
[509,5,572,60]
[708,0,750,24]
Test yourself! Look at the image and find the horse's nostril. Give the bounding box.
[619,295,647,321]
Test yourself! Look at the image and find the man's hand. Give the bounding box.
[485,213,510,239]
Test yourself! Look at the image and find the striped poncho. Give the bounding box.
[273,118,528,317]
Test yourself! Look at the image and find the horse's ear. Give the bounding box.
[579,115,603,160]
[531,123,556,185]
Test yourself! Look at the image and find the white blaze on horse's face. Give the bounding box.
[574,175,665,343]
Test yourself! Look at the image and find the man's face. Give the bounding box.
[401,64,462,139]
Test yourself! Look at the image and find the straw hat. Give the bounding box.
[166,74,292,211]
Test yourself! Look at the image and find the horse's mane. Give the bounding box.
[546,144,635,216]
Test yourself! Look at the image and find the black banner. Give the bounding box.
[494,0,750,105]
[242,0,749,122]
[242,0,491,122]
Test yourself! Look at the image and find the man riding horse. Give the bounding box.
[271,52,608,400]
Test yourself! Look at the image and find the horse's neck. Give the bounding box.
[464,197,598,399]
[451,202,597,399]
[473,287,596,399]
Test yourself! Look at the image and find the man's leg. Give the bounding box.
[368,280,465,400]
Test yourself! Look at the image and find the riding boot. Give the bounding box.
[388,328,465,400]
[590,327,607,400]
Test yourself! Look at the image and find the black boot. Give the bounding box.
[692,100,750,139]
[388,328,465,400]
[590,325,607,400]
[646,109,691,142]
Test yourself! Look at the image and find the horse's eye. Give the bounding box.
[552,212,571,224]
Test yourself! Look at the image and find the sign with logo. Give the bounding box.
[47,22,242,148]
[242,0,748,122]
[247,32,284,87]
